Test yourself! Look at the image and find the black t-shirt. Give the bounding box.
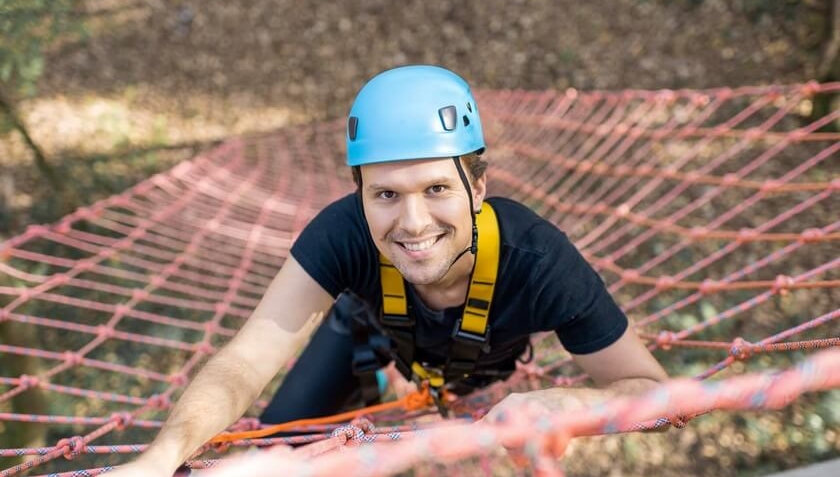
[290,193,628,369]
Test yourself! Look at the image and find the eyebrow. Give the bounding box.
[365,176,460,192]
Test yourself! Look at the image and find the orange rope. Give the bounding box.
[209,387,434,444]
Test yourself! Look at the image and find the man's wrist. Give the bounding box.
[136,437,186,473]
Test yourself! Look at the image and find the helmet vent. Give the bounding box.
[466,102,472,112]
[463,115,470,127]
[348,116,359,141]
[439,106,457,131]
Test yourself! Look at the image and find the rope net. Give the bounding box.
[1,82,838,476]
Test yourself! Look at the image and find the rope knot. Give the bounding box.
[759,180,781,193]
[689,227,708,240]
[737,228,758,242]
[801,81,820,97]
[699,279,721,295]
[76,260,95,271]
[56,436,84,460]
[730,337,753,360]
[63,351,83,366]
[148,394,171,409]
[195,342,215,355]
[349,418,375,434]
[656,331,676,350]
[691,94,710,106]
[18,374,40,388]
[97,325,115,339]
[772,275,794,295]
[722,173,739,185]
[331,424,368,446]
[131,289,149,301]
[800,228,824,243]
[655,276,676,290]
[667,414,689,429]
[168,373,188,386]
[111,412,133,431]
[620,268,640,282]
[615,203,631,218]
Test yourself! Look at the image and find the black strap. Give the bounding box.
[334,291,391,406]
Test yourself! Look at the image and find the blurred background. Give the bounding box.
[1,0,837,239]
[1,1,839,476]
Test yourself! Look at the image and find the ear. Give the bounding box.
[472,173,487,212]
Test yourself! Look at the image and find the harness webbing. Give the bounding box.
[379,201,500,387]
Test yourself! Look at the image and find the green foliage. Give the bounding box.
[0,0,85,96]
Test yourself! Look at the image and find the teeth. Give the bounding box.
[402,237,437,252]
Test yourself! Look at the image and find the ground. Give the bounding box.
[0,0,833,237]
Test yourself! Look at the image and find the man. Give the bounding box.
[113,65,667,476]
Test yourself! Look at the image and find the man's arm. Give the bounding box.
[485,326,668,418]
[115,257,334,476]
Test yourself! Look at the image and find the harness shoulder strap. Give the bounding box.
[458,202,500,339]
[446,203,499,378]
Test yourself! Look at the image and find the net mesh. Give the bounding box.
[1,82,839,476]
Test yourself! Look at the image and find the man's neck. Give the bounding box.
[411,253,475,311]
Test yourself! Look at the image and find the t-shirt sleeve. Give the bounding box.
[527,224,628,355]
[289,194,373,298]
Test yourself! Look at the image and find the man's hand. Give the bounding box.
[381,362,418,398]
[479,391,581,460]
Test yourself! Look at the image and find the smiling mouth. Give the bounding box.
[396,234,445,252]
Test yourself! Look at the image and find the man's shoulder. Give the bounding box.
[321,192,362,215]
[305,193,367,231]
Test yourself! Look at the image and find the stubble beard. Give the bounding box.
[386,227,459,286]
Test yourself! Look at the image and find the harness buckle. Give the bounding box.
[429,386,450,418]
[351,346,380,375]
[381,313,414,327]
[451,318,492,353]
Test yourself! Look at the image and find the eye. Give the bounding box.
[429,185,447,194]
[377,190,397,200]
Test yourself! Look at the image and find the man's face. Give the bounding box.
[361,158,486,286]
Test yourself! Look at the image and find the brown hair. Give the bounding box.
[351,152,488,190]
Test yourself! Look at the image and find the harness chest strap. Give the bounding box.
[379,201,500,385]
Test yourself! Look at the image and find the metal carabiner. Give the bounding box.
[429,386,450,418]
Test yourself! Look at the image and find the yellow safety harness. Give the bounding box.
[378,202,500,410]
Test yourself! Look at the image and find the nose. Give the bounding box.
[397,195,433,237]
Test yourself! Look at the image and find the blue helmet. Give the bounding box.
[346,65,486,166]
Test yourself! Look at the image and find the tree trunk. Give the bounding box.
[0,321,49,467]
[811,0,840,132]
[0,87,64,192]
[817,0,840,80]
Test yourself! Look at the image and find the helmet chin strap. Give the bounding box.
[445,156,479,273]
